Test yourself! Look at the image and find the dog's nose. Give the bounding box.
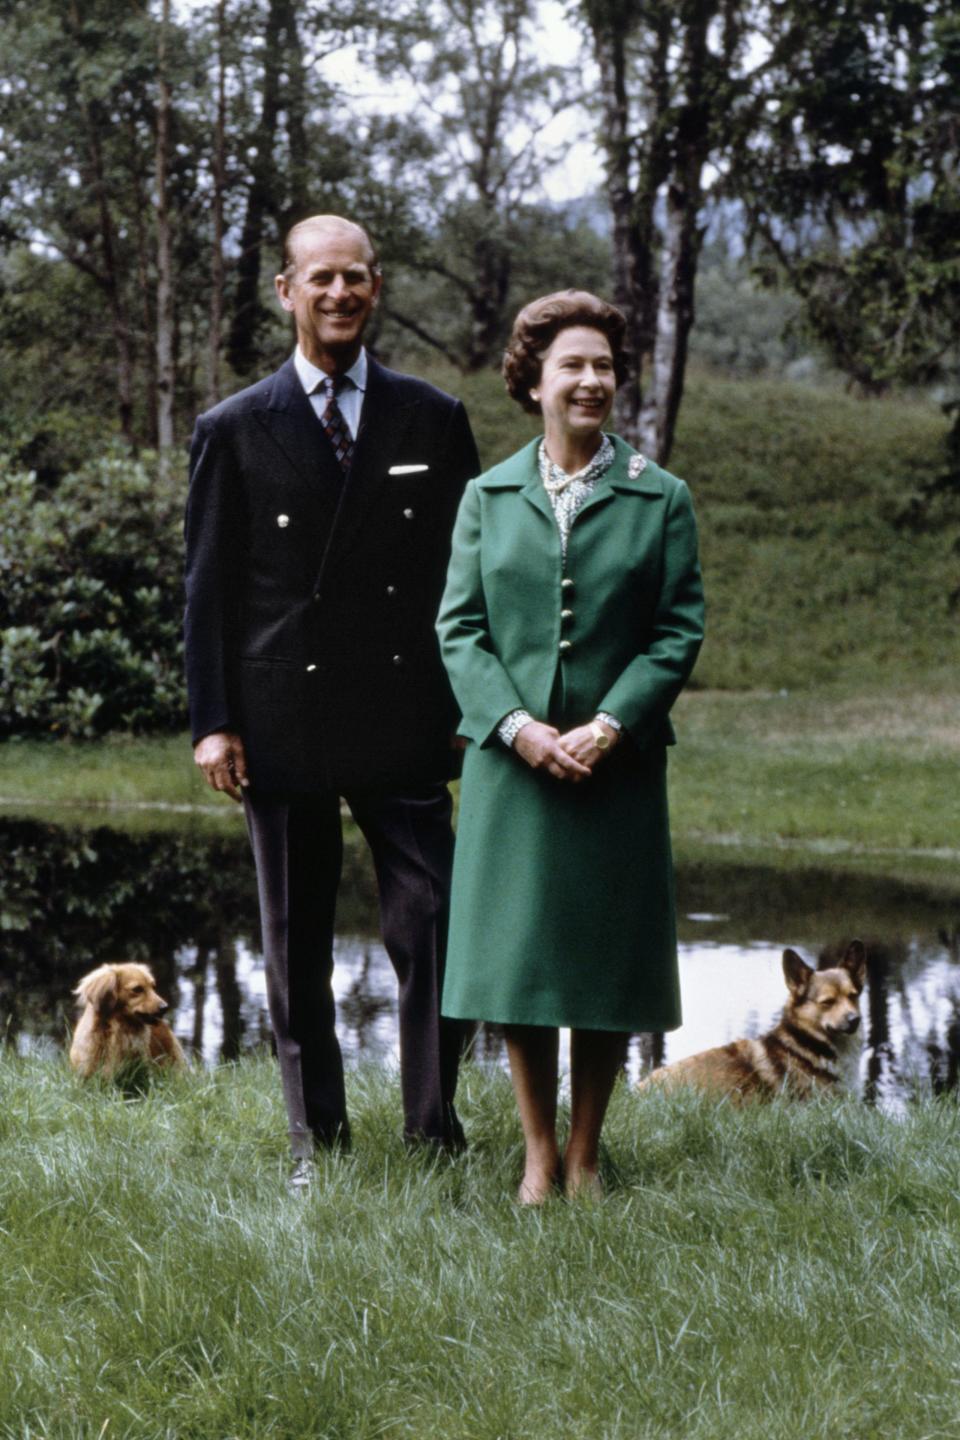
[157,1001,170,1015]
[846,1014,861,1033]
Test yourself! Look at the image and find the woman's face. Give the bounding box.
[532,326,616,446]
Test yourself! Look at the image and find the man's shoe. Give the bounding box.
[287,1157,313,1194]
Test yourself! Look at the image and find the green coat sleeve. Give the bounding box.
[597,478,704,744]
[436,480,525,747]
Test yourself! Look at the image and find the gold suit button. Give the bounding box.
[277,514,290,527]
[561,576,574,591]
[306,663,317,672]
[403,508,415,520]
[559,639,572,654]
[561,609,573,622]
[392,654,404,667]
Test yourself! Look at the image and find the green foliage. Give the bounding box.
[0,449,186,737]
[689,241,808,377]
[363,0,601,371]
[3,1056,960,1438]
[741,0,960,396]
[668,370,959,693]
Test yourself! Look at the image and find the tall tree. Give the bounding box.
[582,0,751,462]
[224,0,358,375]
[206,0,228,407]
[0,0,215,447]
[369,0,576,370]
[738,0,960,398]
[155,0,175,458]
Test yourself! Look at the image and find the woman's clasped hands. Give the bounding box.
[513,718,618,781]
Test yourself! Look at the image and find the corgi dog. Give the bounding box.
[640,940,866,1099]
[69,962,186,1078]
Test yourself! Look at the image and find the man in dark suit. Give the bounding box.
[184,215,480,1182]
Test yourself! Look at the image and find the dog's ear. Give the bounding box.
[840,938,867,993]
[782,948,813,997]
[74,965,119,1015]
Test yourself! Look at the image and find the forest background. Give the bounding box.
[2,12,960,1435]
[0,0,958,743]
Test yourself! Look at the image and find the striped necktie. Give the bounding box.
[319,375,354,475]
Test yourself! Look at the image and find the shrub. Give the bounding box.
[0,448,186,737]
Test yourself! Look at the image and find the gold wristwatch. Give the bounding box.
[589,721,611,751]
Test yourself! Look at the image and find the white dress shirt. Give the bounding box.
[293,346,367,439]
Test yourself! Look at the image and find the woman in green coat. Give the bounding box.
[437,291,705,1203]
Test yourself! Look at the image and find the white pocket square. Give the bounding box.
[388,463,430,475]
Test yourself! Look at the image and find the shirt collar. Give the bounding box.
[294,345,368,396]
[538,433,615,492]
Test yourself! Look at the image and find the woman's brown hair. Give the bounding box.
[503,290,628,415]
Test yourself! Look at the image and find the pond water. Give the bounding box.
[3,815,959,1108]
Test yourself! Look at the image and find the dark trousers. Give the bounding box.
[244,783,465,1158]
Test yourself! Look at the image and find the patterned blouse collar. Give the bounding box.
[538,433,615,495]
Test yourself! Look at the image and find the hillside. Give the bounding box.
[413,362,958,695]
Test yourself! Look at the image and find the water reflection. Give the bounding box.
[2,816,959,1106]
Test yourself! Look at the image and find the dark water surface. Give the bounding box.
[3,816,959,1107]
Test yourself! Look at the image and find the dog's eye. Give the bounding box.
[129,985,144,995]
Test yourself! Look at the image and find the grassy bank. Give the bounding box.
[3,681,958,891]
[424,362,959,695]
[3,1053,960,1439]
[668,685,960,890]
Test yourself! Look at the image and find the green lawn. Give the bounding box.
[3,1053,960,1439]
[668,685,960,887]
[3,681,958,890]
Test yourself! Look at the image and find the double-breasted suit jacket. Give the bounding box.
[437,435,705,1033]
[184,353,479,1153]
[184,355,480,795]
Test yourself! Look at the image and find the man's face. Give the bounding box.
[275,225,382,372]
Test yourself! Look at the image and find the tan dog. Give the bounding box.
[640,940,866,1100]
[69,963,185,1078]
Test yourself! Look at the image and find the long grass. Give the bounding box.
[3,1053,960,1438]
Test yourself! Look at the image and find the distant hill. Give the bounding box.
[419,359,958,694]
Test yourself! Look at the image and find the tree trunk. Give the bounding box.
[65,3,135,442]
[639,4,711,463]
[226,0,285,376]
[155,0,175,461]
[131,115,158,446]
[280,0,310,226]
[207,0,227,408]
[638,173,702,463]
[590,4,672,447]
[592,16,644,443]
[466,227,511,370]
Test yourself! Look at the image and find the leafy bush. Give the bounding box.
[0,448,186,737]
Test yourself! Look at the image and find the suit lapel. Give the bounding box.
[318,357,419,576]
[513,445,557,531]
[566,437,663,524]
[255,357,344,524]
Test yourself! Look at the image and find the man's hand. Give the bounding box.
[557,719,619,769]
[194,730,249,803]
[514,721,592,782]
